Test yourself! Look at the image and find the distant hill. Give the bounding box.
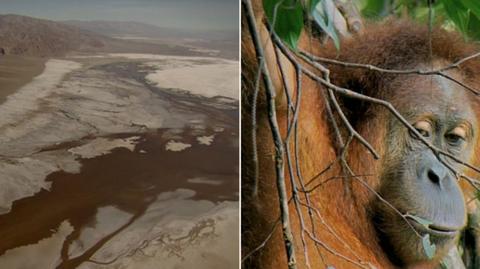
[0,14,237,59]
[63,20,193,40]
[0,14,107,57]
[63,20,237,41]
[64,20,239,59]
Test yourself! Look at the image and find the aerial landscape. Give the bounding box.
[0,1,238,268]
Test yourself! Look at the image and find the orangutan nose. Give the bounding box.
[417,152,451,189]
[427,169,440,185]
[426,161,449,187]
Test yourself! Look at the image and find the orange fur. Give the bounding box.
[242,6,480,269]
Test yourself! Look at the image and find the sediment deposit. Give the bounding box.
[0,54,238,268]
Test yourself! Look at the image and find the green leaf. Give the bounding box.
[441,0,470,35]
[476,190,480,201]
[361,0,389,19]
[412,7,431,21]
[405,214,433,228]
[460,0,480,19]
[467,11,480,40]
[263,0,304,49]
[308,0,321,12]
[422,234,436,259]
[312,0,341,50]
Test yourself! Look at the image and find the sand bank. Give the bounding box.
[77,189,239,269]
[0,54,238,268]
[146,61,238,100]
[0,57,211,212]
[71,53,239,100]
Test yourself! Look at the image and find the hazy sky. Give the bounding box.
[0,0,238,31]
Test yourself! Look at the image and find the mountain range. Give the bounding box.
[0,14,238,58]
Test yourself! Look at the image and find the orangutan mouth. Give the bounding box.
[406,216,460,238]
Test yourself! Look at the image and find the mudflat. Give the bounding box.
[0,55,45,104]
[0,54,239,268]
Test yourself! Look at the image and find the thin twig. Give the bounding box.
[241,219,281,263]
[243,0,297,268]
[296,49,480,185]
[300,50,480,96]
[250,0,284,198]
[245,4,480,268]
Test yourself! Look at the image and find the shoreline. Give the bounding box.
[0,53,239,268]
[0,55,46,105]
[0,127,238,259]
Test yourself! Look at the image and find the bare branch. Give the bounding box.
[243,0,297,268]
[244,3,480,268]
[241,219,281,263]
[300,50,480,76]
[296,48,480,185]
[300,50,480,96]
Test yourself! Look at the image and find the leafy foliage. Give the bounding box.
[405,213,433,228]
[263,0,480,49]
[422,234,436,259]
[263,0,340,49]
[405,213,437,259]
[263,0,305,48]
[360,0,480,41]
[312,0,341,50]
[362,0,390,18]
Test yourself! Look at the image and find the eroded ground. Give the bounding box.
[0,54,239,268]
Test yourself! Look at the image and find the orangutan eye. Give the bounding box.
[446,126,467,145]
[413,121,432,138]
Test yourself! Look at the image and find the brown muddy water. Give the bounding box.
[0,127,238,268]
[0,55,45,104]
[0,58,239,268]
